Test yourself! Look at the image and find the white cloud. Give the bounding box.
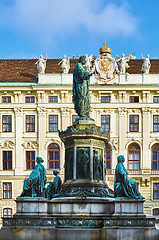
[0,0,139,44]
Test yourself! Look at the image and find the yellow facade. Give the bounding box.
[0,72,159,226]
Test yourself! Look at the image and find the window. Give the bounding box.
[3,151,12,170]
[2,115,12,132]
[26,116,35,132]
[48,143,60,169]
[130,96,139,103]
[3,208,12,217]
[2,96,11,103]
[154,96,159,103]
[101,115,110,132]
[153,208,159,215]
[105,144,112,170]
[101,96,110,103]
[72,115,78,124]
[25,96,35,103]
[49,96,58,103]
[153,116,159,132]
[26,151,35,170]
[129,115,139,132]
[153,183,159,199]
[49,115,58,132]
[128,143,140,170]
[152,144,159,170]
[3,183,12,199]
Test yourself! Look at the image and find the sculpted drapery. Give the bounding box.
[73,56,93,119]
[114,155,144,199]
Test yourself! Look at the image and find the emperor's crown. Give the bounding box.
[99,42,111,54]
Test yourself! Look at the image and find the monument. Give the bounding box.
[1,51,158,240]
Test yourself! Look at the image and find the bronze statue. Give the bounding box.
[73,56,93,119]
[19,157,46,198]
[45,170,62,200]
[114,155,144,199]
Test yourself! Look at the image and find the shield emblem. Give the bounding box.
[100,58,112,74]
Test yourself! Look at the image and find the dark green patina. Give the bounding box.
[65,148,74,181]
[93,149,103,181]
[76,147,90,179]
[114,155,144,199]
[45,170,62,200]
[73,56,93,119]
[19,157,46,198]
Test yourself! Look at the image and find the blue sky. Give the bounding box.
[0,0,158,59]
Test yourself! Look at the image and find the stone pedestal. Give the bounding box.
[113,198,145,216]
[58,119,111,197]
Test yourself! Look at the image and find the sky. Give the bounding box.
[0,0,158,59]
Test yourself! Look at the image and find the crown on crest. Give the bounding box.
[99,42,111,54]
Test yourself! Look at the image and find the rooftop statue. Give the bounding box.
[45,170,62,200]
[19,157,46,198]
[73,56,93,119]
[85,54,95,73]
[58,54,70,73]
[116,53,136,74]
[141,54,151,74]
[114,155,144,199]
[35,55,47,74]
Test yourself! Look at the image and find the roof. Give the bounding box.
[0,58,158,83]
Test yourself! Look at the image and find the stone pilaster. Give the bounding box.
[60,107,70,131]
[37,107,46,161]
[118,108,127,155]
[142,107,150,169]
[14,107,23,175]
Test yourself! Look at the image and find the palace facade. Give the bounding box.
[0,56,159,225]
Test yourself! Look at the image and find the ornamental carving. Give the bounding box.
[60,107,70,116]
[142,107,150,115]
[14,107,23,116]
[118,107,127,116]
[128,109,141,114]
[22,141,38,149]
[0,141,15,149]
[37,107,46,115]
[125,139,142,149]
[59,125,109,137]
[110,139,119,150]
[102,109,112,114]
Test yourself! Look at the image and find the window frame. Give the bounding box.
[49,115,58,132]
[48,96,58,103]
[47,143,60,170]
[2,115,12,132]
[2,96,11,103]
[3,182,12,199]
[72,115,78,124]
[153,115,159,132]
[25,96,35,103]
[3,151,12,170]
[101,115,110,132]
[26,115,35,132]
[3,208,13,217]
[101,96,110,103]
[151,144,159,170]
[153,183,159,199]
[129,96,139,103]
[153,96,159,103]
[105,144,112,170]
[128,143,140,170]
[129,115,139,132]
[26,151,36,170]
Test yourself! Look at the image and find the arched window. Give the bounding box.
[153,208,159,215]
[105,144,112,170]
[152,144,159,170]
[48,143,60,169]
[3,208,12,217]
[128,143,140,170]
